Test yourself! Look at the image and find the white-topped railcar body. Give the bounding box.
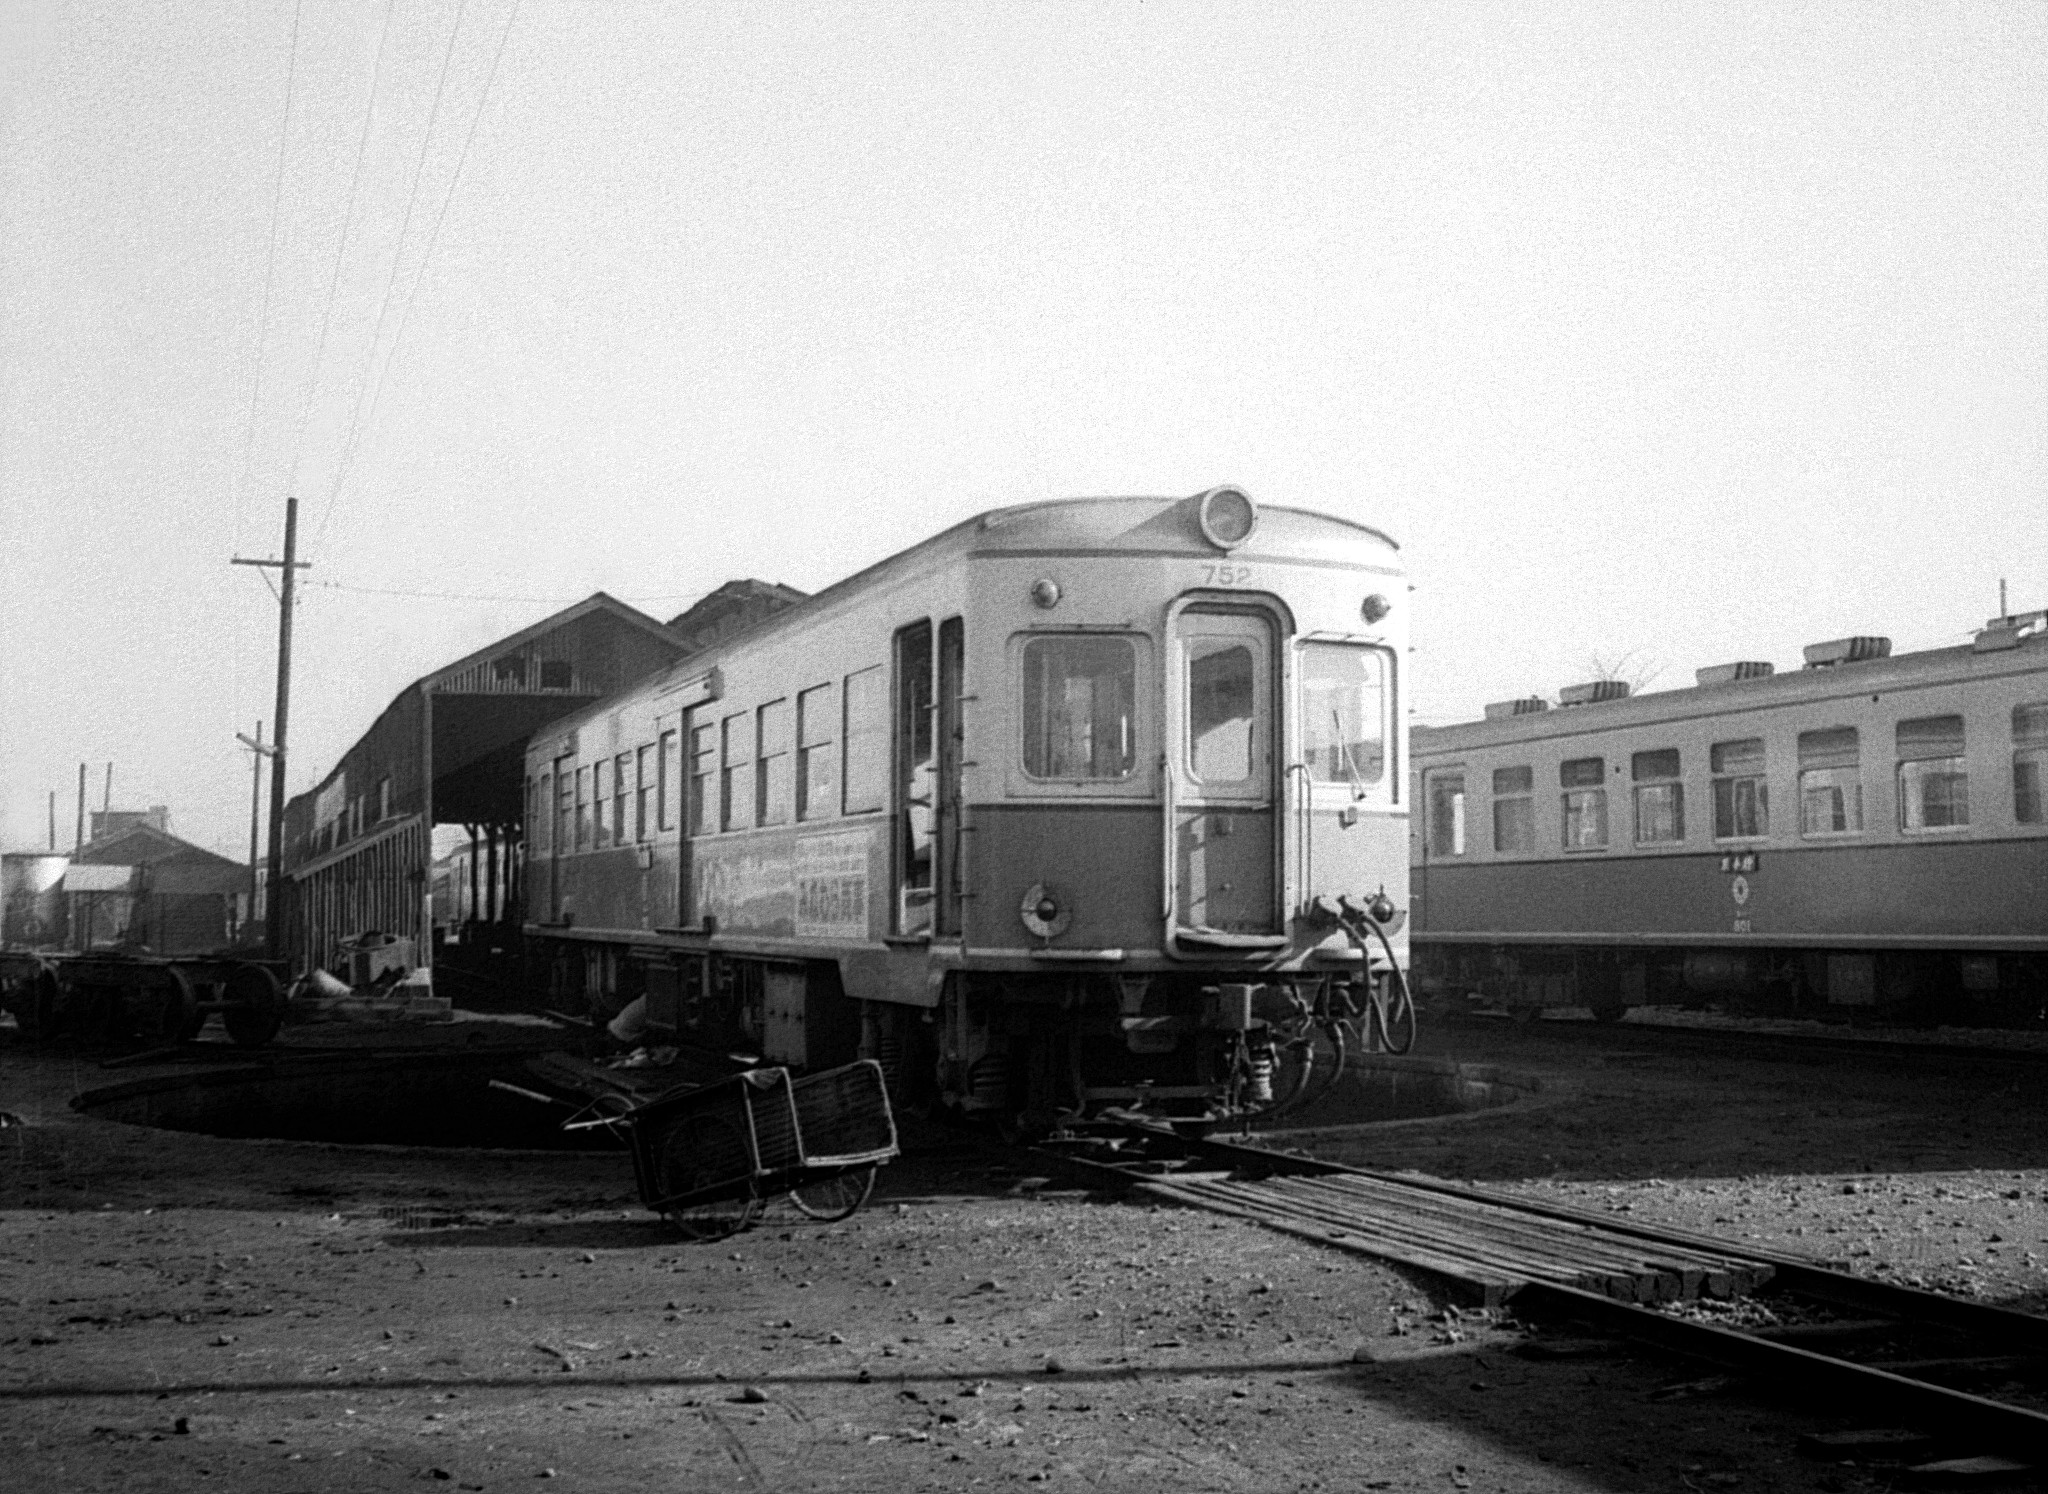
[525,489,1410,1122]
[1410,615,2048,1023]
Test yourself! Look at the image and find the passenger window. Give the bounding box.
[797,684,836,821]
[1427,772,1465,856]
[635,745,654,841]
[1560,757,1607,850]
[592,759,608,848]
[1897,715,1968,831]
[1797,727,1862,836]
[531,773,548,854]
[1631,749,1683,844]
[687,724,715,834]
[574,766,591,850]
[1022,636,1139,781]
[657,730,678,833]
[756,700,790,827]
[720,712,752,831]
[842,666,887,813]
[1711,738,1768,839]
[1301,643,1389,788]
[555,759,574,852]
[1492,766,1534,853]
[2014,703,2047,825]
[614,753,631,842]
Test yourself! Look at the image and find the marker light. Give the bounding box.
[1361,593,1391,624]
[1195,486,1258,550]
[1030,578,1061,609]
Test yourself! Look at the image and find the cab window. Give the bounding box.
[1301,643,1389,788]
[1022,636,1138,780]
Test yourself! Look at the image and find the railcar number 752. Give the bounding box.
[1200,564,1254,586]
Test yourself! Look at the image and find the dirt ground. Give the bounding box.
[3,1015,2046,1493]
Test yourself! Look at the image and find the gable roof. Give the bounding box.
[74,822,243,872]
[420,592,679,694]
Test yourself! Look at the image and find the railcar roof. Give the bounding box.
[545,493,1401,741]
[1416,630,2048,756]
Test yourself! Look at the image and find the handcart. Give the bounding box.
[593,1059,899,1240]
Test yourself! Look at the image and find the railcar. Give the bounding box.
[523,488,1411,1124]
[1410,612,2048,1024]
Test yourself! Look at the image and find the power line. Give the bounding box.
[315,0,506,554]
[308,579,707,606]
[287,0,399,495]
[233,0,306,550]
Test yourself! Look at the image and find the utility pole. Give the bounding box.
[236,721,275,945]
[75,763,85,849]
[232,497,310,958]
[48,791,56,850]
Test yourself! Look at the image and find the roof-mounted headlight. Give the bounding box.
[1194,486,1258,550]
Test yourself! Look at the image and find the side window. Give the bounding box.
[592,759,609,848]
[1491,765,1534,853]
[635,745,653,841]
[2013,703,2047,825]
[1898,715,1968,831]
[531,773,549,853]
[555,760,574,852]
[1798,727,1862,836]
[797,683,837,821]
[1560,757,1607,850]
[687,724,715,834]
[1711,738,1768,839]
[574,765,591,850]
[756,699,790,827]
[720,712,753,832]
[614,753,630,842]
[1022,636,1139,780]
[842,665,887,813]
[656,730,678,833]
[1631,748,1684,844]
[1426,771,1465,856]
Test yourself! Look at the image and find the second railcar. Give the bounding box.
[524,488,1412,1123]
[1410,613,2048,1024]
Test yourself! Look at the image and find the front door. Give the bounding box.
[1169,606,1280,940]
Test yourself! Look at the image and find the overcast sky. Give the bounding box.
[3,1,2043,858]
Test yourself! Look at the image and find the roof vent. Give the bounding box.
[1695,661,1775,687]
[1974,609,2046,653]
[1482,696,1550,720]
[1557,680,1631,707]
[1802,636,1891,669]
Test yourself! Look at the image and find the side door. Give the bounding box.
[1167,605,1283,944]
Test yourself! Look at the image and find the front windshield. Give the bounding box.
[1301,643,1389,787]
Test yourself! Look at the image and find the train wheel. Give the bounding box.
[9,970,62,1041]
[142,967,199,1047]
[222,964,283,1048]
[788,1166,877,1222]
[653,1113,759,1241]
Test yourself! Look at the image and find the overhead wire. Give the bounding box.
[316,0,525,555]
[234,0,306,553]
[286,0,399,498]
[309,579,709,607]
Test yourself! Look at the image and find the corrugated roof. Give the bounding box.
[65,863,137,892]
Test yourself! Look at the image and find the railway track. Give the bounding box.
[1036,1118,2048,1464]
[1442,1007,2048,1069]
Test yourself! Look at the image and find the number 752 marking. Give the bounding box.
[1201,564,1253,586]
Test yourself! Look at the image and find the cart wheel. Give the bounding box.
[788,1166,876,1222]
[222,964,283,1048]
[653,1113,760,1241]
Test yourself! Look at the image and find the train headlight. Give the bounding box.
[1361,593,1391,624]
[1195,486,1258,550]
